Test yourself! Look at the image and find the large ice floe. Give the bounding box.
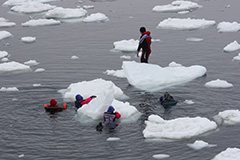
[223,41,240,52]
[212,148,240,160]
[113,39,139,52]
[204,79,233,88]
[0,18,16,28]
[60,79,141,122]
[121,61,206,92]
[0,61,31,72]
[157,18,216,30]
[0,30,12,40]
[21,19,60,27]
[10,2,56,14]
[45,7,87,19]
[143,115,217,140]
[2,0,58,6]
[217,21,240,33]
[83,13,109,23]
[152,0,201,12]
[214,110,240,125]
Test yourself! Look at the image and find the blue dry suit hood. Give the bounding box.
[76,94,83,101]
[107,106,115,113]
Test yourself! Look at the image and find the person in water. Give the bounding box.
[49,99,57,107]
[96,106,121,131]
[137,27,152,63]
[75,94,97,109]
[44,99,67,113]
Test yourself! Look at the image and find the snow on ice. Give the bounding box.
[187,140,217,150]
[21,36,36,43]
[212,148,240,160]
[153,1,201,12]
[0,87,19,91]
[143,115,217,140]
[0,18,16,28]
[122,61,207,92]
[204,79,233,88]
[0,30,12,40]
[223,41,240,52]
[152,154,170,159]
[83,13,109,22]
[3,0,58,6]
[61,78,140,121]
[0,51,8,59]
[233,53,240,61]
[10,2,55,14]
[157,18,216,30]
[215,110,240,125]
[24,60,39,66]
[113,39,139,52]
[45,7,87,19]
[21,19,61,27]
[217,21,240,32]
[0,61,31,72]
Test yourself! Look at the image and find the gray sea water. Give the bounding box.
[1,0,240,159]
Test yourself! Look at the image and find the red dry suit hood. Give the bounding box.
[50,99,57,106]
[142,31,151,35]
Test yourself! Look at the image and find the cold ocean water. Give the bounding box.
[1,0,240,159]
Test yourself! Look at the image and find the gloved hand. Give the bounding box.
[90,95,97,99]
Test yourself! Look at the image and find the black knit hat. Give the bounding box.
[140,27,146,33]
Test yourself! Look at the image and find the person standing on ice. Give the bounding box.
[75,94,96,109]
[137,27,152,63]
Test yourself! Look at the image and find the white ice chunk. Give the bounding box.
[153,1,201,12]
[11,2,55,14]
[33,84,41,87]
[0,87,19,91]
[71,55,79,59]
[0,51,8,59]
[122,61,207,92]
[21,19,61,27]
[83,13,109,22]
[62,78,127,102]
[233,53,240,61]
[45,7,87,19]
[113,39,139,52]
[0,61,31,72]
[21,36,36,43]
[120,55,131,59]
[157,18,216,30]
[3,0,58,6]
[204,79,233,88]
[186,37,203,42]
[0,18,16,28]
[83,5,94,9]
[184,100,195,105]
[152,154,170,159]
[106,137,120,141]
[187,140,217,150]
[24,60,39,66]
[34,68,45,72]
[1,58,9,62]
[104,69,126,78]
[217,21,240,33]
[223,41,240,52]
[143,114,217,140]
[216,110,240,125]
[0,30,12,40]
[212,148,240,160]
